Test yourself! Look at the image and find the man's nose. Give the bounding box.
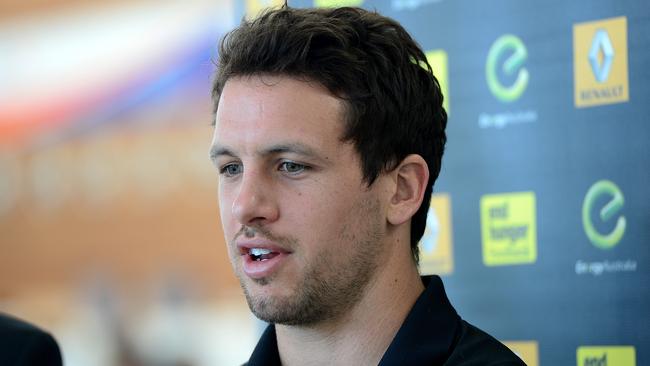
[231,171,279,225]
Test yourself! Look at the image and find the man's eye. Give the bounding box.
[220,163,242,177]
[279,161,307,174]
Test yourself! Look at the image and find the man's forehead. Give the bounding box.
[216,75,343,118]
[213,75,347,148]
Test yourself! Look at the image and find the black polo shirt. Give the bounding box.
[245,276,525,365]
[0,313,63,366]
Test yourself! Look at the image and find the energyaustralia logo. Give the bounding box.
[573,16,629,108]
[486,34,528,102]
[575,180,637,276]
[582,180,625,249]
[478,34,538,129]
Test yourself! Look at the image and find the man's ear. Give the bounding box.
[386,154,429,226]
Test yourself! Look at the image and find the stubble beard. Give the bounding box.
[235,198,384,326]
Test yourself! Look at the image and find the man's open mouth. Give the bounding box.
[248,248,280,261]
[238,244,291,278]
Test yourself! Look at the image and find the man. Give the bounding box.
[0,313,63,366]
[210,6,525,366]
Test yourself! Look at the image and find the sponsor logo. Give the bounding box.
[425,49,450,114]
[314,0,363,7]
[478,110,537,129]
[575,259,637,276]
[419,193,454,275]
[574,17,629,108]
[391,0,443,11]
[503,341,539,366]
[575,180,636,276]
[245,0,283,19]
[486,34,529,102]
[590,30,614,83]
[582,180,626,249]
[577,346,636,366]
[479,34,537,129]
[480,191,537,266]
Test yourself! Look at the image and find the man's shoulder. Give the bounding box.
[444,320,526,366]
[0,313,63,366]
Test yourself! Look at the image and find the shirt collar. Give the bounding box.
[378,275,461,365]
[246,324,281,366]
[245,275,460,366]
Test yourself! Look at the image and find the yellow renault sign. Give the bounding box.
[574,16,629,108]
[419,193,454,275]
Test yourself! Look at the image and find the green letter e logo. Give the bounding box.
[582,180,626,249]
[486,34,529,102]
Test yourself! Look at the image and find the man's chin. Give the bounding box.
[241,285,304,325]
[250,276,271,286]
[238,271,278,293]
[245,293,289,323]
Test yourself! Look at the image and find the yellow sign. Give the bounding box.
[245,0,284,19]
[419,193,453,275]
[426,50,450,114]
[480,191,537,266]
[314,0,363,8]
[574,16,629,108]
[503,341,539,366]
[577,346,636,366]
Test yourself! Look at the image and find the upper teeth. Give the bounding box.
[250,248,272,256]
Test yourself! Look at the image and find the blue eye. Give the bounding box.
[220,163,242,177]
[279,161,307,174]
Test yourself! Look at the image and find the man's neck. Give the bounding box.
[275,252,424,366]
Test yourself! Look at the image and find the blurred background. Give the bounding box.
[1,0,649,365]
[0,0,259,365]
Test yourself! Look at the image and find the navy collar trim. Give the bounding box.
[246,324,280,365]
[378,275,461,365]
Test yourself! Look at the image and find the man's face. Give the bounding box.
[210,75,389,325]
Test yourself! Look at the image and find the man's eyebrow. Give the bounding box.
[260,143,320,158]
[209,142,326,162]
[209,145,235,161]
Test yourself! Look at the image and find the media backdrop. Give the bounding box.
[232,0,650,365]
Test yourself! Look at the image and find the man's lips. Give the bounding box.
[236,241,293,279]
[237,242,292,256]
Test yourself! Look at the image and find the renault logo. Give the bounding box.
[589,29,614,83]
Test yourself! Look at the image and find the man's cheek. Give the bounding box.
[217,197,233,225]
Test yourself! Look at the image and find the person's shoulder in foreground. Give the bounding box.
[0,312,63,366]
[210,4,524,366]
